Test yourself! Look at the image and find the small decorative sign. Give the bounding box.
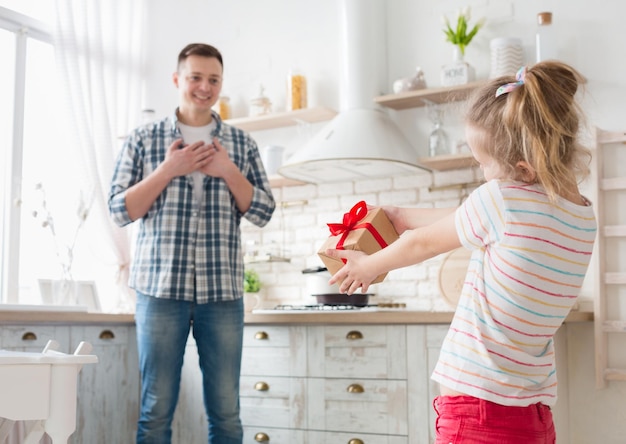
[441,60,475,87]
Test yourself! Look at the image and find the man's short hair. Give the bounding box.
[177,43,223,71]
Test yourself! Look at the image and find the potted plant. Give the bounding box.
[442,6,484,58]
[440,6,485,86]
[243,269,262,311]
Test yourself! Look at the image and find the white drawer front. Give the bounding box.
[308,325,407,379]
[243,325,292,348]
[242,326,306,377]
[308,430,408,444]
[0,325,70,352]
[240,376,306,429]
[307,378,408,436]
[243,426,305,443]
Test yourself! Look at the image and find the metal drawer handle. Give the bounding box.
[346,330,363,340]
[21,331,37,341]
[347,383,364,393]
[348,439,364,444]
[99,329,115,340]
[254,432,270,442]
[254,331,269,340]
[254,381,269,391]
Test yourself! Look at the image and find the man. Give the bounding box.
[109,43,275,443]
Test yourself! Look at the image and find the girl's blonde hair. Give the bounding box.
[465,60,591,201]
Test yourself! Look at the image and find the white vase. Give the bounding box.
[441,46,475,86]
[244,292,261,312]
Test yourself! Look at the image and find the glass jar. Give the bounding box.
[287,69,307,111]
[249,85,272,117]
[216,96,231,120]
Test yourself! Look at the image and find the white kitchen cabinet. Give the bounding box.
[240,325,307,441]
[173,325,309,442]
[307,325,408,438]
[169,323,449,442]
[69,325,139,444]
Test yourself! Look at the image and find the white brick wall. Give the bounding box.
[242,166,483,310]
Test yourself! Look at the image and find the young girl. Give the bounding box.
[327,61,597,443]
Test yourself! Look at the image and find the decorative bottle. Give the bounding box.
[536,12,556,62]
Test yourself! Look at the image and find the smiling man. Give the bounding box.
[108,43,276,444]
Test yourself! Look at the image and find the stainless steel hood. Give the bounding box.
[278,0,427,184]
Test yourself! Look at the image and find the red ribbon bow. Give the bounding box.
[327,201,389,264]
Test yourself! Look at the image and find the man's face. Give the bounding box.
[173,55,223,115]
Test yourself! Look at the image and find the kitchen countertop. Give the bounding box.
[0,307,593,326]
[243,308,594,325]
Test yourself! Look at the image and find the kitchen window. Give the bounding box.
[0,5,99,304]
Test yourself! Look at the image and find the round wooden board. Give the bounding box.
[438,248,471,307]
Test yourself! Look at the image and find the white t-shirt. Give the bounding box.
[431,179,597,406]
[177,121,216,205]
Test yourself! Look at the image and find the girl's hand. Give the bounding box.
[326,249,377,295]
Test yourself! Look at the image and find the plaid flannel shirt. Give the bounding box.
[109,110,275,303]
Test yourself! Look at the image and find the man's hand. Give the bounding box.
[161,138,212,179]
[198,138,236,178]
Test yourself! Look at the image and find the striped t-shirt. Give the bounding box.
[431,180,597,406]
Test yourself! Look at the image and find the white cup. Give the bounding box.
[261,145,285,175]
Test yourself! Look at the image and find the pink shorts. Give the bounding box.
[433,395,556,444]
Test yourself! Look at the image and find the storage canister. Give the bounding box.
[287,69,307,111]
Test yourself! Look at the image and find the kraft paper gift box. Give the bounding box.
[317,201,399,284]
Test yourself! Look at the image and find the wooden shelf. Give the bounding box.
[417,152,476,171]
[374,81,486,110]
[226,107,337,132]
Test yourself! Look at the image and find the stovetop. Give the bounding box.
[252,302,406,313]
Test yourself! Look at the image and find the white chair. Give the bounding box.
[0,340,98,443]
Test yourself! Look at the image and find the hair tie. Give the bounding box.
[495,66,527,97]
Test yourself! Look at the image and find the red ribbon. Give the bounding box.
[327,201,389,263]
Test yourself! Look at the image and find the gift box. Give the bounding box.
[317,201,399,284]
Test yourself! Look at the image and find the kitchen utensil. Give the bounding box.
[438,248,471,307]
[313,293,370,307]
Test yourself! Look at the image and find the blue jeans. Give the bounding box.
[135,292,244,444]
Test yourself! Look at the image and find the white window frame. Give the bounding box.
[0,6,52,303]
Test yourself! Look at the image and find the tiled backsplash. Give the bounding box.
[242,167,482,310]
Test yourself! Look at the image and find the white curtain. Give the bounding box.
[52,0,146,312]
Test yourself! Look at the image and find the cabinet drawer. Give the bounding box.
[243,325,294,347]
[243,426,305,443]
[307,325,406,379]
[307,378,408,436]
[0,325,70,351]
[242,326,306,377]
[70,325,130,347]
[240,376,306,429]
[308,430,408,444]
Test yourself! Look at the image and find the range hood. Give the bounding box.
[278,0,427,184]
